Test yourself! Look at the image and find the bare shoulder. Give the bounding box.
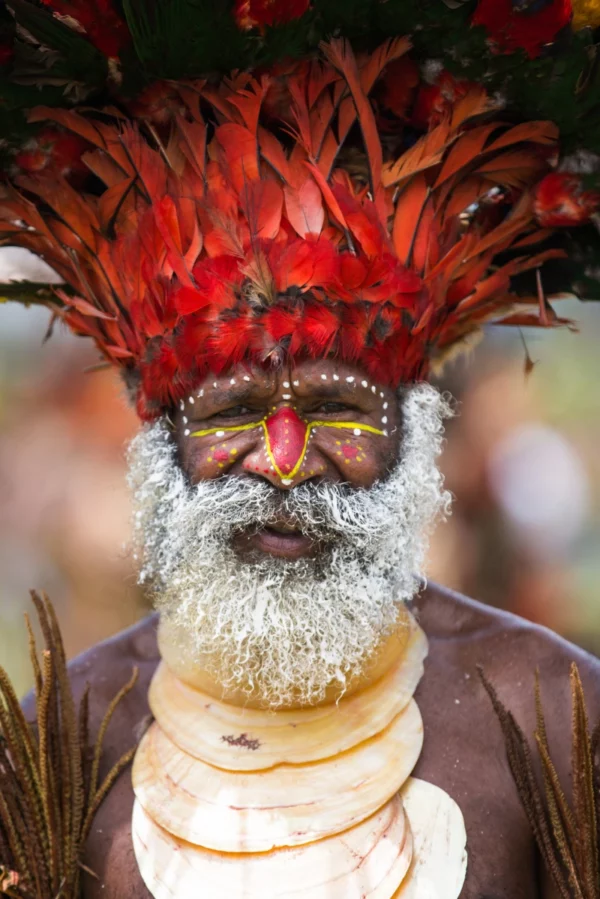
[414,580,600,744]
[410,581,600,898]
[21,613,160,768]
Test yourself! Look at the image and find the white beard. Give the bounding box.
[127,383,451,708]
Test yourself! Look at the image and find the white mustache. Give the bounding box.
[170,475,411,546]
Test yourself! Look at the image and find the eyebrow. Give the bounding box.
[202,385,265,406]
[299,383,355,399]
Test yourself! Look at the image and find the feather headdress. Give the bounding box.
[1,0,599,419]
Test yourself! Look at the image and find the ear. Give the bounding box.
[120,365,143,411]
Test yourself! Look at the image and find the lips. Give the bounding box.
[253,527,314,558]
[232,520,316,560]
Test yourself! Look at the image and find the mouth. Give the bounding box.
[233,520,317,560]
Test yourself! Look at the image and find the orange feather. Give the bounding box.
[16,174,99,253]
[477,149,547,189]
[225,77,269,134]
[98,176,137,233]
[320,38,385,222]
[434,123,501,188]
[449,86,495,130]
[392,174,430,265]
[28,107,109,151]
[329,36,411,176]
[485,120,559,153]
[382,122,452,187]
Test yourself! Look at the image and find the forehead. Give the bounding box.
[195,358,392,403]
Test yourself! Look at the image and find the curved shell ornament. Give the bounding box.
[149,622,428,771]
[133,700,423,852]
[132,792,413,899]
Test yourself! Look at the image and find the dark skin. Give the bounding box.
[22,357,600,898]
[175,359,400,561]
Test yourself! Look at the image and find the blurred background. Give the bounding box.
[1,246,599,698]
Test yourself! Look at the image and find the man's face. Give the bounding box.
[128,360,448,708]
[173,358,402,561]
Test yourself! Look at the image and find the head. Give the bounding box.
[128,355,451,708]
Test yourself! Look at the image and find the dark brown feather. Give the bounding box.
[0,594,138,899]
[480,665,600,899]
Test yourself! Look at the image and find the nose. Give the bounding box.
[242,406,324,488]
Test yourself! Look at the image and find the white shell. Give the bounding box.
[132,792,413,899]
[149,624,427,771]
[133,700,423,852]
[394,778,468,898]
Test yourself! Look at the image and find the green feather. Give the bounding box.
[7,0,108,86]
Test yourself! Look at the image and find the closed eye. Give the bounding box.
[213,405,255,418]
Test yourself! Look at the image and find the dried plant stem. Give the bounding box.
[0,591,138,898]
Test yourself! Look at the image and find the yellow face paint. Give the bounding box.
[191,407,385,482]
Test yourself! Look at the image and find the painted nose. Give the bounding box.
[264,407,309,484]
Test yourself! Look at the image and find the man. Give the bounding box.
[2,1,600,896]
[29,360,598,899]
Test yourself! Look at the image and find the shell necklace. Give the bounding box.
[132,612,467,898]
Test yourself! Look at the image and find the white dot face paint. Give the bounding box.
[213,382,218,388]
[371,385,376,394]
[353,428,361,437]
[189,397,195,404]
[293,380,300,387]
[346,376,354,383]
[230,378,236,385]
[216,430,225,438]
[333,374,339,381]
[198,389,204,398]
[243,375,251,382]
[183,416,188,424]
[179,400,185,411]
[321,374,327,381]
[382,416,388,424]
[380,391,385,398]
[281,478,293,486]
[383,402,389,410]
[361,380,368,388]
[184,429,190,436]
[282,394,292,400]
[283,381,290,388]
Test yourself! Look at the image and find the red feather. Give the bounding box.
[300,303,341,357]
[215,123,260,192]
[284,178,325,237]
[2,38,565,420]
[241,178,284,241]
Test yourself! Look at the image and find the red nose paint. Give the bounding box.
[264,407,309,479]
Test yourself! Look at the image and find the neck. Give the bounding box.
[132,601,468,897]
[157,602,414,710]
